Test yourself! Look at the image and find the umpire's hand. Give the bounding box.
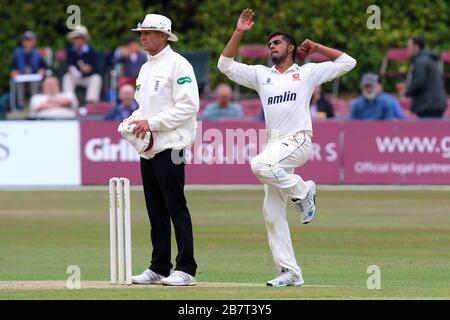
[129,120,151,139]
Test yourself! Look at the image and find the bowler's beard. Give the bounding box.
[271,51,290,65]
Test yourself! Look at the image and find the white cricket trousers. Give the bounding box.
[250,131,312,276]
[62,73,102,102]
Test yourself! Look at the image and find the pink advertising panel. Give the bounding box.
[343,121,450,184]
[80,121,341,185]
[80,121,142,185]
[295,121,341,183]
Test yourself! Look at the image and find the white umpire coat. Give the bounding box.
[128,45,199,159]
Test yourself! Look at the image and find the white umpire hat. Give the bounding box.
[131,14,178,42]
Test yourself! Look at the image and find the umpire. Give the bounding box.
[127,14,199,286]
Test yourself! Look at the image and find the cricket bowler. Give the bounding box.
[218,8,356,286]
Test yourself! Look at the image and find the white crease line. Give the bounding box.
[0,281,365,290]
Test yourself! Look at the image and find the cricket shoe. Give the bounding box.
[131,268,164,285]
[161,270,197,286]
[266,268,304,287]
[292,180,317,224]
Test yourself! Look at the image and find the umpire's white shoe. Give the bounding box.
[266,268,304,287]
[131,269,164,285]
[161,271,197,286]
[293,180,317,224]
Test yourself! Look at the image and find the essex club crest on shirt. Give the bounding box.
[292,73,300,81]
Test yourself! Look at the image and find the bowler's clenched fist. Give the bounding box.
[299,39,318,55]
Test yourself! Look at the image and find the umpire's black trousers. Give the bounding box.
[140,149,197,277]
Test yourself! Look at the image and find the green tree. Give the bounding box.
[0,0,449,95]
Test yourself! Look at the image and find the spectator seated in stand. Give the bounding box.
[376,83,405,119]
[10,31,48,109]
[201,84,243,121]
[30,76,78,119]
[62,25,102,103]
[350,73,395,120]
[113,37,147,87]
[105,84,139,121]
[310,85,334,119]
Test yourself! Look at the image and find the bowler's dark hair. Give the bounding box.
[410,36,425,50]
[268,31,297,61]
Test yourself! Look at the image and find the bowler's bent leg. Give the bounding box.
[251,132,311,200]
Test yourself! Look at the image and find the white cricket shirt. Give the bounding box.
[129,45,199,159]
[218,53,356,138]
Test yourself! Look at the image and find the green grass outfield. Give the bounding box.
[0,188,449,299]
